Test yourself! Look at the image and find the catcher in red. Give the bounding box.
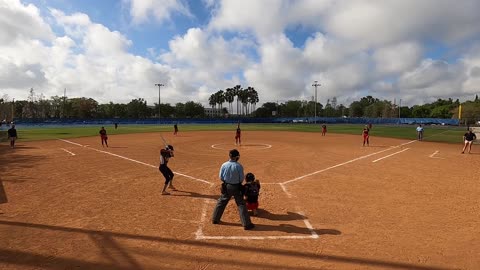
[159,145,175,195]
[243,172,261,216]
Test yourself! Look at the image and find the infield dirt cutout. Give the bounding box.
[1,130,479,270]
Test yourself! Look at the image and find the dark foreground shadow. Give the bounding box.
[0,220,455,270]
[170,190,218,200]
[255,209,305,221]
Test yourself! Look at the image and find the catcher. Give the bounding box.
[159,144,176,195]
[243,172,261,216]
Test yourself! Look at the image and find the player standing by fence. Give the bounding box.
[321,124,327,136]
[7,124,17,148]
[461,129,476,154]
[99,127,108,147]
[362,125,370,146]
[416,124,424,141]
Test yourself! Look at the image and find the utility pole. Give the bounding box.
[12,98,15,121]
[312,81,321,124]
[155,83,164,120]
[399,99,402,119]
[63,88,66,119]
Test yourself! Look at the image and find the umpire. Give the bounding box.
[212,149,255,230]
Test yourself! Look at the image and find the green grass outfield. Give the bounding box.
[0,123,470,144]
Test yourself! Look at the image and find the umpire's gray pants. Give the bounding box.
[212,183,252,227]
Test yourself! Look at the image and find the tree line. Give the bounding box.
[1,87,479,124]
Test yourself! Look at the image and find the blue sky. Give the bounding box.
[2,0,480,107]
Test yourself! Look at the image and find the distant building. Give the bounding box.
[204,108,224,117]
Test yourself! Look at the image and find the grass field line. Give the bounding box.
[371,148,410,163]
[283,139,417,185]
[58,139,212,185]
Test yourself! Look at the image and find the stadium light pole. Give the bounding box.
[399,99,402,119]
[155,83,164,120]
[312,80,321,124]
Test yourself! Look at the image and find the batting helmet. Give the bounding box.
[166,145,174,151]
[229,149,240,158]
[246,172,255,182]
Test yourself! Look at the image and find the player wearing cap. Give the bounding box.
[159,145,176,195]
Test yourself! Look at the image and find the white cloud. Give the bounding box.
[2,0,480,108]
[128,0,192,24]
[373,42,423,75]
[0,0,54,44]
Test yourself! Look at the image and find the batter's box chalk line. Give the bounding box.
[195,195,319,240]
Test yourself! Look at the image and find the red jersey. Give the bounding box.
[363,128,369,136]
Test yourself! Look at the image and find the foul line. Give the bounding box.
[283,140,416,185]
[58,139,211,185]
[372,148,410,163]
[60,148,76,156]
[429,150,444,159]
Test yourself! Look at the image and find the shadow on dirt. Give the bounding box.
[0,144,46,207]
[0,220,455,270]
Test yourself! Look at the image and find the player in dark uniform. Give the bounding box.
[321,124,327,136]
[99,127,108,147]
[243,172,261,216]
[235,123,241,145]
[461,129,476,154]
[362,125,370,146]
[160,145,175,195]
[173,123,178,135]
[7,124,18,148]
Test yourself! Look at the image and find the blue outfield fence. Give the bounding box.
[9,117,459,126]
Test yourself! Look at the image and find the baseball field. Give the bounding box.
[0,124,479,270]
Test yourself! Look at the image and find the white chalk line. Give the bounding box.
[58,139,211,185]
[429,150,445,159]
[279,183,292,198]
[282,140,416,185]
[60,148,76,156]
[196,183,319,240]
[195,199,210,240]
[211,143,272,150]
[372,148,410,163]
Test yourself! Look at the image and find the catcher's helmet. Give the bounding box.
[246,172,255,182]
[166,145,174,151]
[229,149,240,158]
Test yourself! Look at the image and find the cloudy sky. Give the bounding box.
[1,0,480,108]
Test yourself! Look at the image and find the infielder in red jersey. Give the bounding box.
[362,125,370,146]
[235,123,241,145]
[99,127,108,147]
[159,145,175,195]
[321,124,327,136]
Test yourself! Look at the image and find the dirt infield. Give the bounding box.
[1,130,479,270]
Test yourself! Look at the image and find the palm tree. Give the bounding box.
[238,88,249,115]
[225,87,235,114]
[208,93,216,117]
[232,85,242,115]
[216,90,225,116]
[247,87,259,115]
